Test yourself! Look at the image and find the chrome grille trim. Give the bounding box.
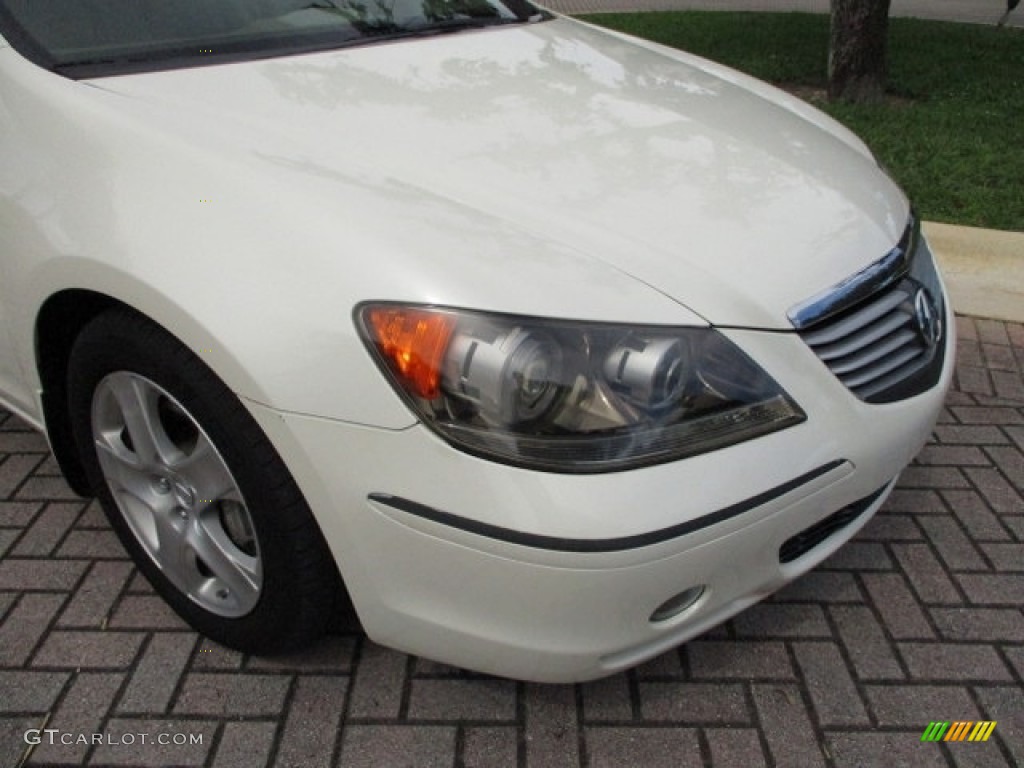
[788,218,917,330]
[802,289,910,348]
[790,216,946,404]
[813,308,910,361]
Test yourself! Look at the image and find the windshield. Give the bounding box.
[0,0,548,77]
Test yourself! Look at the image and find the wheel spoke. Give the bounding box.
[150,505,192,589]
[93,438,152,500]
[188,514,261,609]
[106,375,177,467]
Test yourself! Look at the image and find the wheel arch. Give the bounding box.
[35,288,124,496]
[33,287,266,497]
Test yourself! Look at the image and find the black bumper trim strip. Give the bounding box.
[368,459,847,553]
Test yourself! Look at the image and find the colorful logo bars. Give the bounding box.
[921,721,997,742]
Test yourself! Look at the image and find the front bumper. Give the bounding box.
[246,295,954,683]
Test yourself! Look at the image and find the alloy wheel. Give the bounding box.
[90,371,262,617]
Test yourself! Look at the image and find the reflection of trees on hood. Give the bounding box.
[255,21,877,229]
[420,0,501,21]
[329,0,397,32]
[325,0,513,27]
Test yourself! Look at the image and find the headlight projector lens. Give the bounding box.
[444,326,563,426]
[603,336,688,410]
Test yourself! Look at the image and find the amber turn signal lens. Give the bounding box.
[365,307,455,399]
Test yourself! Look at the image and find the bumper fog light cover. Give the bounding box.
[649,585,706,623]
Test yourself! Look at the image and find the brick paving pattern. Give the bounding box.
[0,315,1021,767]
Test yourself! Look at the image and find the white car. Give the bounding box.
[0,1,952,681]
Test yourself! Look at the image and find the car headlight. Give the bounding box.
[358,304,805,473]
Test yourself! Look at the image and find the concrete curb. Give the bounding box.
[925,222,1024,324]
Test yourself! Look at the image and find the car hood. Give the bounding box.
[88,18,909,329]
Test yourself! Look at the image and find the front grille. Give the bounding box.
[789,218,946,403]
[779,485,887,564]
[800,278,935,400]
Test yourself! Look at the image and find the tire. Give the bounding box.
[67,307,340,653]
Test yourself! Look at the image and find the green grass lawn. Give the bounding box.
[580,12,1024,231]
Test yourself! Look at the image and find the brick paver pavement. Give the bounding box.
[1,315,1021,768]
